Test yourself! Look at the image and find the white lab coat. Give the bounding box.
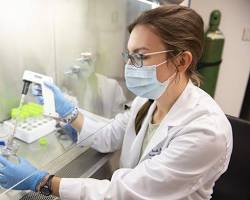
[59,80,233,200]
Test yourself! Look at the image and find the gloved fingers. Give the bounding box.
[0,176,7,185]
[0,182,8,189]
[31,84,44,104]
[63,124,73,130]
[0,156,11,167]
[63,124,78,143]
[31,84,42,96]
[37,96,44,105]
[0,169,5,176]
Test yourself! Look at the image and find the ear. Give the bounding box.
[177,51,192,72]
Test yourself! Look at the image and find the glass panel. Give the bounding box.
[56,0,128,119]
[0,0,132,198]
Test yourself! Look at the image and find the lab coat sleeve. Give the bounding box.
[59,116,231,200]
[77,97,141,153]
[90,110,130,153]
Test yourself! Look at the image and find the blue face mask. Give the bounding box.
[125,61,174,100]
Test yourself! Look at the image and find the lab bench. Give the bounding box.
[0,111,114,200]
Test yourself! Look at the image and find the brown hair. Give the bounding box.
[129,5,204,134]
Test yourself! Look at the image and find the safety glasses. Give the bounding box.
[122,50,174,68]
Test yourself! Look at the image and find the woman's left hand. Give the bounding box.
[0,156,48,191]
[62,124,78,143]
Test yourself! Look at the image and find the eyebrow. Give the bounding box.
[127,47,150,53]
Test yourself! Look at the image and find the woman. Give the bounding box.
[0,5,232,200]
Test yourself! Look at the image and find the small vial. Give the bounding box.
[0,141,19,165]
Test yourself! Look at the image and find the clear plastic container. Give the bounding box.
[0,141,19,165]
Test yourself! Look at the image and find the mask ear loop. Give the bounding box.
[155,60,168,67]
[156,51,184,85]
[170,51,185,84]
[162,72,177,86]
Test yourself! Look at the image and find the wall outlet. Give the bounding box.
[242,28,250,41]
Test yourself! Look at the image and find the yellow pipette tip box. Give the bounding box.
[11,103,43,119]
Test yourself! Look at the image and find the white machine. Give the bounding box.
[4,70,59,143]
[3,71,58,145]
[22,70,58,118]
[4,116,56,143]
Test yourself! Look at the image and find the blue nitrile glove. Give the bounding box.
[0,156,48,191]
[63,124,78,143]
[32,84,44,104]
[32,82,75,118]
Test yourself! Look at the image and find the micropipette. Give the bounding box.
[7,94,27,146]
[7,70,58,146]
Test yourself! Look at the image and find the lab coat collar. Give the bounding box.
[128,100,156,167]
[139,80,199,161]
[159,79,199,127]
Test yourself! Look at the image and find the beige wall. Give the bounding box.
[191,0,250,117]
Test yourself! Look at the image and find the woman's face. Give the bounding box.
[127,24,176,82]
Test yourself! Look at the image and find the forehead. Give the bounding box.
[127,25,165,52]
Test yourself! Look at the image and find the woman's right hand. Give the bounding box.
[32,82,75,118]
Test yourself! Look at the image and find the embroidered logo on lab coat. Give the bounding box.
[148,147,162,157]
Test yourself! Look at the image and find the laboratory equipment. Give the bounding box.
[2,95,25,161]
[0,140,19,165]
[4,70,58,146]
[22,70,58,118]
[64,52,95,77]
[4,116,56,144]
[4,103,56,143]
